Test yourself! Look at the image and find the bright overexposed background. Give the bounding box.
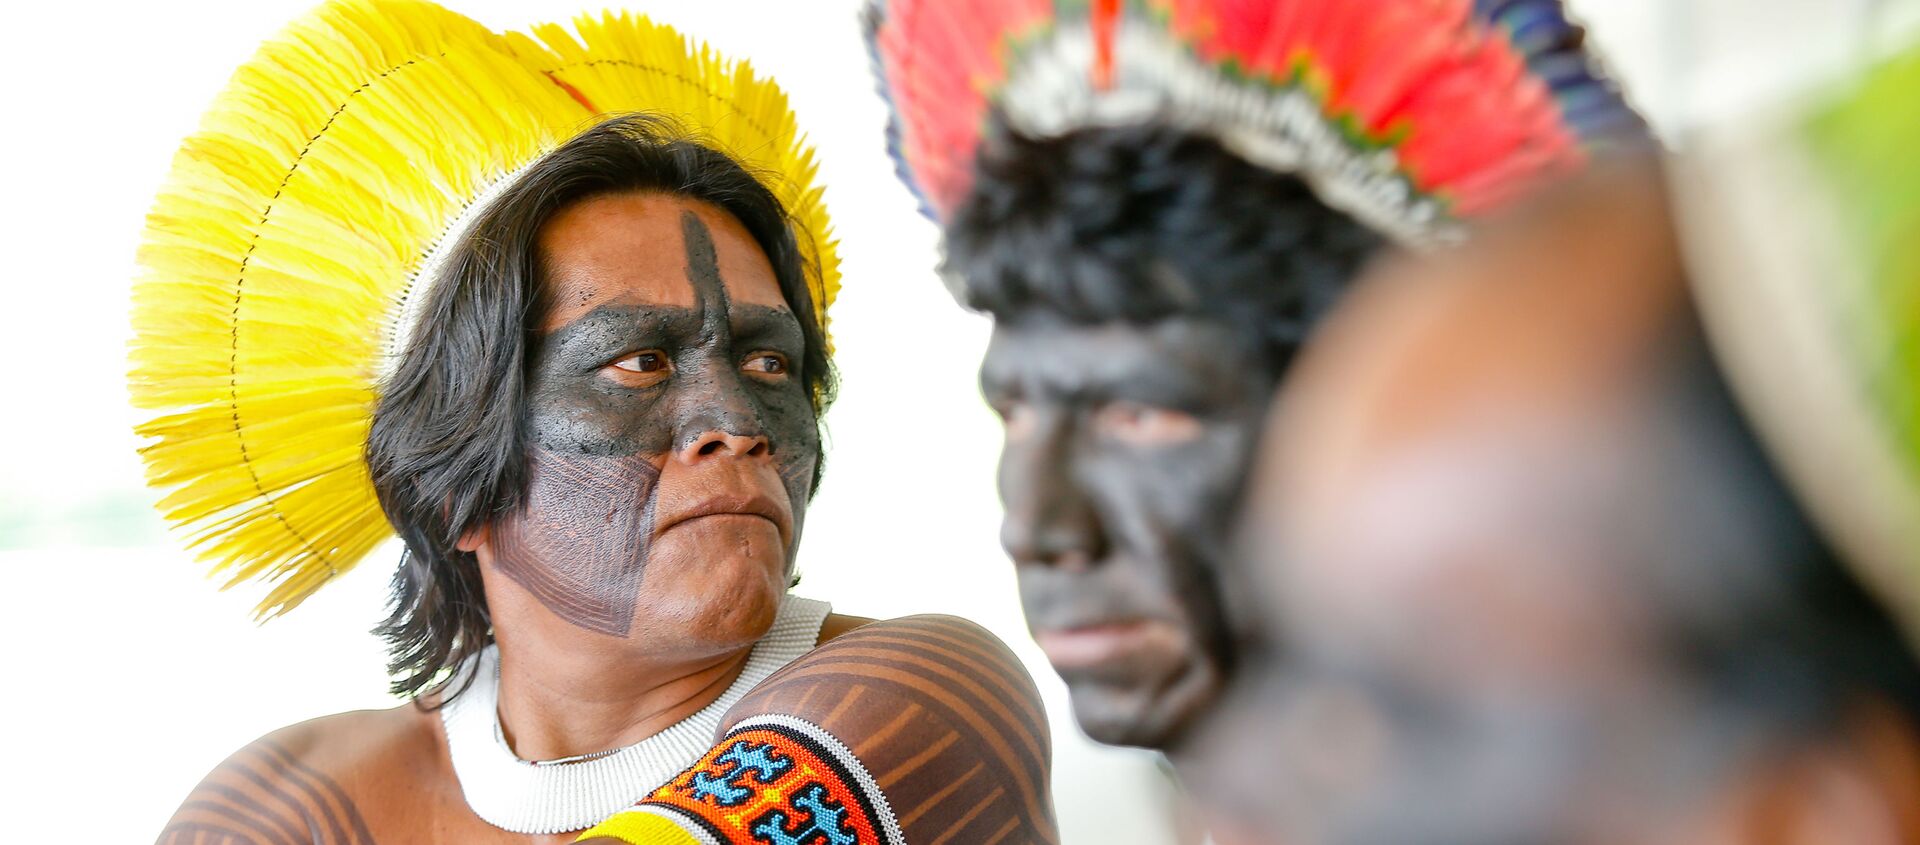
[0,0,1914,841]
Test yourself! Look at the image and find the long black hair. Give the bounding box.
[365,114,835,703]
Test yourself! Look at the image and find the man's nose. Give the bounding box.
[675,429,770,464]
[999,423,1103,571]
[670,362,771,465]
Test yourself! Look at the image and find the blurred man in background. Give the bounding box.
[866,0,1643,755]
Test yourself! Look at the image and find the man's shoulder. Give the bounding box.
[295,703,438,746]
[155,705,440,844]
[258,705,443,778]
[726,612,1059,842]
[783,612,1044,710]
[814,613,1037,677]
[807,612,1037,680]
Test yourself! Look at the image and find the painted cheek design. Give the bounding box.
[492,448,662,637]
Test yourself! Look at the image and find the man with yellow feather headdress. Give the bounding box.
[136,1,1056,842]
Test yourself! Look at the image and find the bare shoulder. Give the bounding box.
[727,614,1058,843]
[740,614,1046,723]
[155,705,441,845]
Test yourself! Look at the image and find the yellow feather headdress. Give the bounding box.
[131,0,841,617]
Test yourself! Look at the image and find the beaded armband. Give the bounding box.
[579,714,906,845]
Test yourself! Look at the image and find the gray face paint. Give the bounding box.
[981,312,1278,748]
[493,210,819,636]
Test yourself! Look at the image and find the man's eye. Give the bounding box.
[611,351,668,373]
[743,353,789,376]
[1091,401,1202,445]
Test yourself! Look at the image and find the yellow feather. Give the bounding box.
[132,0,844,618]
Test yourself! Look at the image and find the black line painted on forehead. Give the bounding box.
[681,210,731,332]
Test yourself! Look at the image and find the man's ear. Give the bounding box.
[455,521,492,554]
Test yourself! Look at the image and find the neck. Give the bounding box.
[490,628,757,762]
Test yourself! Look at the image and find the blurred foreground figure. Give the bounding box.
[867,0,1642,755]
[1210,150,1920,843]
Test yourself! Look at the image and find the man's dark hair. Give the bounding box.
[942,121,1384,368]
[365,114,836,703]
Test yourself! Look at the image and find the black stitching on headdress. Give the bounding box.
[228,55,440,581]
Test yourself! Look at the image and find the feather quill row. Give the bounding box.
[131,0,839,616]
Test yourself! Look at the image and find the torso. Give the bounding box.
[157,611,872,844]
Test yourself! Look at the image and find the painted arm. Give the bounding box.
[154,735,379,845]
[579,614,1059,844]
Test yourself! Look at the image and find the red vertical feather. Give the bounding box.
[1093,0,1121,90]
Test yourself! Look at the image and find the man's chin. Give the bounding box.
[1065,678,1210,750]
[628,551,787,655]
[629,587,782,657]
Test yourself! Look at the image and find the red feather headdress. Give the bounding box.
[866,0,1645,243]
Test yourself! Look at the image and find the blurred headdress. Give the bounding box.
[865,0,1645,243]
[131,0,839,616]
[1677,40,1920,639]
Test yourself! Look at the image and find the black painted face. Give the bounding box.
[981,312,1276,748]
[484,193,818,646]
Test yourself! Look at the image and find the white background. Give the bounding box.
[0,0,1914,841]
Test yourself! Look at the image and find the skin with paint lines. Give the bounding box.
[577,614,1063,845]
[153,739,378,845]
[720,614,1062,844]
[491,451,661,637]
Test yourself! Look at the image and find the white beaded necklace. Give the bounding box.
[441,595,831,834]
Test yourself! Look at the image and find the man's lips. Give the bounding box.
[655,492,787,540]
[1033,619,1184,672]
